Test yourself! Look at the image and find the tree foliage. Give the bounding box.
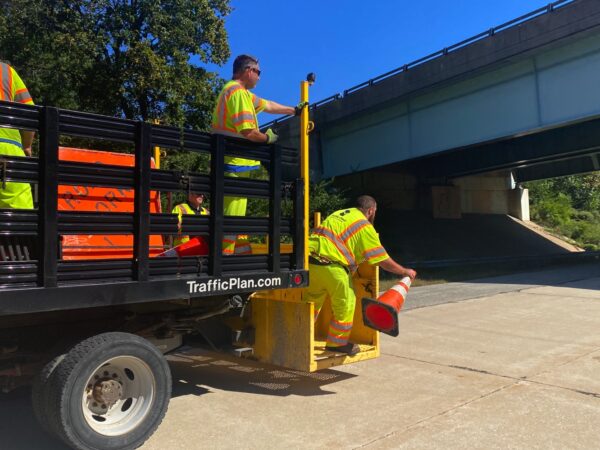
[0,0,231,129]
[525,173,600,251]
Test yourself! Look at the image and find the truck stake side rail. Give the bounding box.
[0,101,308,315]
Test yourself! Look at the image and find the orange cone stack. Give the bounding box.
[158,237,209,258]
[361,277,412,337]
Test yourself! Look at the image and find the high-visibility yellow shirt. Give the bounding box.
[172,202,209,246]
[0,63,34,151]
[308,208,389,270]
[211,80,269,172]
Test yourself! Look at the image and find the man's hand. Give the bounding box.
[265,128,278,144]
[403,269,417,280]
[294,101,309,116]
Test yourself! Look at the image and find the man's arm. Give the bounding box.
[240,128,270,143]
[19,130,35,156]
[263,101,295,115]
[377,256,417,280]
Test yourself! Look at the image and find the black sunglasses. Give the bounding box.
[247,67,261,76]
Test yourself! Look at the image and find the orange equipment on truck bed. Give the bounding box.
[57,147,164,260]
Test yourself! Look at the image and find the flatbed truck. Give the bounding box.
[0,79,379,449]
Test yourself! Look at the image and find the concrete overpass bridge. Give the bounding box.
[272,0,600,219]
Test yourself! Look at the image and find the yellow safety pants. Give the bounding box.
[0,143,33,210]
[305,263,356,347]
[223,170,253,255]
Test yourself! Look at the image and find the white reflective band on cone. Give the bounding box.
[389,276,412,298]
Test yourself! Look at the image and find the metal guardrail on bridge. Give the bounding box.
[261,0,577,131]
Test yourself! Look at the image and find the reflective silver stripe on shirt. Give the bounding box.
[1,63,11,101]
[313,226,356,269]
[364,247,386,260]
[339,219,371,243]
[231,112,254,125]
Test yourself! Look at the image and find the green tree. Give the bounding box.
[553,173,600,211]
[525,173,600,250]
[0,0,231,129]
[527,173,600,214]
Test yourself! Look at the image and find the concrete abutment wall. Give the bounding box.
[335,171,529,221]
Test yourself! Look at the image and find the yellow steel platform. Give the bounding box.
[248,262,380,371]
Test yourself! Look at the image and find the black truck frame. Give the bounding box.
[0,100,308,315]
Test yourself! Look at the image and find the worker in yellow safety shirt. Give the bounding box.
[172,192,209,247]
[211,54,307,255]
[306,195,417,355]
[0,61,35,209]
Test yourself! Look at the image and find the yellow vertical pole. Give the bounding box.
[153,119,161,169]
[300,81,310,269]
[153,146,160,169]
[313,211,321,228]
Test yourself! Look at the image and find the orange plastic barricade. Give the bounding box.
[361,276,412,337]
[58,148,164,260]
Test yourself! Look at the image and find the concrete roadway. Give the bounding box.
[0,262,598,449]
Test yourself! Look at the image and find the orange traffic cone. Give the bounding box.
[158,237,209,258]
[361,277,412,337]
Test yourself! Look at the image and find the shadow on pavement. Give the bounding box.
[0,346,353,449]
[404,262,600,311]
[0,387,69,450]
[167,346,355,398]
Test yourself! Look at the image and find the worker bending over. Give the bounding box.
[306,195,417,355]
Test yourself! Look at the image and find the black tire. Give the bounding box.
[44,332,171,450]
[31,353,66,433]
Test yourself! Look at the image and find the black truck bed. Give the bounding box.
[0,101,307,316]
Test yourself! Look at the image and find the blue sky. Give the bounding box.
[210,0,564,121]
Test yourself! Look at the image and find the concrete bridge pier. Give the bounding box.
[336,170,530,222]
[431,172,530,220]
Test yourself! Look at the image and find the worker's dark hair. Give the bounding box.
[233,54,259,77]
[356,195,377,212]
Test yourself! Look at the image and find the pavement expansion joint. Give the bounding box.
[353,382,515,449]
[382,348,600,406]
[382,353,515,380]
[355,358,600,450]
[382,352,600,400]
[527,379,600,399]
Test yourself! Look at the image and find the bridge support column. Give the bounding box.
[452,173,529,220]
[431,186,462,219]
[508,187,530,221]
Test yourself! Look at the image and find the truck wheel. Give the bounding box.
[44,332,171,450]
[32,353,66,433]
